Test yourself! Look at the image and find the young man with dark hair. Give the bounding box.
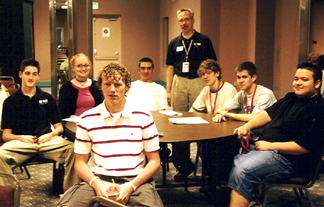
[58,62,163,207]
[127,57,168,111]
[0,58,79,192]
[214,61,276,122]
[228,62,324,207]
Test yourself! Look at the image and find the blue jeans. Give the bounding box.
[227,145,293,202]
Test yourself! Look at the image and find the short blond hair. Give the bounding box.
[97,62,131,93]
[70,53,92,67]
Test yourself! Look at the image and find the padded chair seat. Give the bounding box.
[289,177,309,185]
[0,185,14,207]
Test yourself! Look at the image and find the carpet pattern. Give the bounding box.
[14,143,324,207]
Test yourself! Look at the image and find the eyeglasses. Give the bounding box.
[74,64,90,68]
[178,18,191,24]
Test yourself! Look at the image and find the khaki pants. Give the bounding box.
[171,75,205,173]
[0,136,80,192]
[171,75,205,111]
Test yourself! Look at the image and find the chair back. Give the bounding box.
[0,173,21,207]
[301,146,324,187]
[0,76,20,95]
[0,76,15,88]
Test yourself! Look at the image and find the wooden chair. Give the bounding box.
[86,196,126,207]
[260,147,324,207]
[0,172,21,207]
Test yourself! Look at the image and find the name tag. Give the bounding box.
[39,99,48,105]
[182,62,189,73]
[194,43,201,46]
[176,46,183,52]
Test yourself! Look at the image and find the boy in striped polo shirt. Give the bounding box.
[59,62,163,207]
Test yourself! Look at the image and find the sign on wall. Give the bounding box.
[102,27,110,37]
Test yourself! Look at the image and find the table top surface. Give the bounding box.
[65,111,245,143]
[151,111,245,143]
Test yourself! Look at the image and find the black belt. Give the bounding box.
[176,73,199,79]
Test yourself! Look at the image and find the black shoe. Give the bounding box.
[159,146,171,159]
[174,172,187,182]
[177,161,195,177]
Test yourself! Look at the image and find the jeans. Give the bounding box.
[227,145,293,202]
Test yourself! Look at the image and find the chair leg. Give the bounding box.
[52,162,64,196]
[161,155,167,186]
[303,189,315,207]
[262,185,275,207]
[19,166,24,173]
[23,165,31,179]
[298,188,304,197]
[166,157,170,171]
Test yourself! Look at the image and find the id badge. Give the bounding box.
[182,62,189,73]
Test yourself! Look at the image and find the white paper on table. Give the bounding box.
[168,117,209,124]
[62,116,80,123]
[159,110,183,116]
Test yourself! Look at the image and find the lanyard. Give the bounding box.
[209,81,221,114]
[245,85,258,114]
[241,133,250,153]
[182,39,193,61]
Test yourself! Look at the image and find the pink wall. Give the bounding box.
[218,0,254,88]
[273,0,300,99]
[34,0,51,82]
[75,0,89,56]
[201,0,220,67]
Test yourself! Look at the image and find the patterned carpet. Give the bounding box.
[15,143,324,207]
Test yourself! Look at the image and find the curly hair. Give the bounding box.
[97,62,131,92]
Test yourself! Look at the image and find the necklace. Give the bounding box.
[75,78,88,86]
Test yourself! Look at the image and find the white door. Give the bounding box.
[93,16,121,79]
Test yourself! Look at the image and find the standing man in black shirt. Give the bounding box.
[166,8,217,180]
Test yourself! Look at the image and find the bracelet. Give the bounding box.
[89,176,99,186]
[124,182,136,191]
[223,111,228,116]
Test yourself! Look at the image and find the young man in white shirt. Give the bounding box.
[127,57,168,111]
[58,62,163,207]
[189,59,237,116]
[213,61,276,123]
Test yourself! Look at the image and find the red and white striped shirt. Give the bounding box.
[74,100,160,176]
